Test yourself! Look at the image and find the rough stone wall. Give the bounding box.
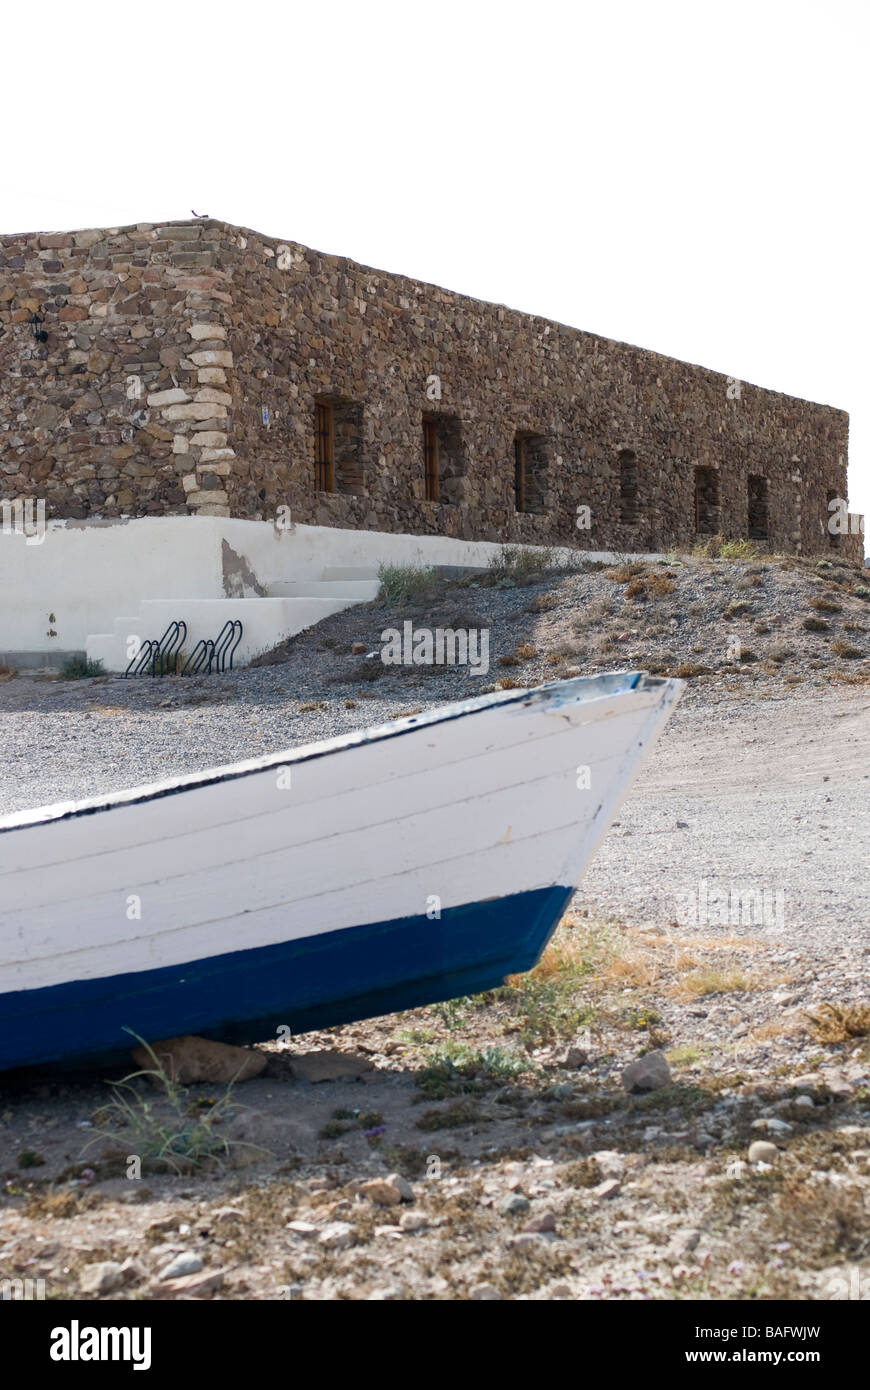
[0,218,861,560]
[0,221,234,518]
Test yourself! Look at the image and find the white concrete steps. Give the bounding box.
[84,561,386,673]
[321,566,380,581]
[267,578,380,601]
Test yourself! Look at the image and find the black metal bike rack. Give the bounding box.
[181,638,215,676]
[124,621,187,679]
[212,619,243,673]
[124,619,242,678]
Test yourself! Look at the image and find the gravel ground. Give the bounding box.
[1,550,869,818]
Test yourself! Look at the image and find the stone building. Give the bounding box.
[0,218,862,560]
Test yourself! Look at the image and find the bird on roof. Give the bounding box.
[191,210,209,219]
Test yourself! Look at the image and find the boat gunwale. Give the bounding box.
[0,671,677,835]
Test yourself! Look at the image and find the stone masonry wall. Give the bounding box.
[0,218,861,560]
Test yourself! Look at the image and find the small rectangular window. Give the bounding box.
[315,401,334,492]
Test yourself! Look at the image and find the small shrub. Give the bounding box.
[17,1151,45,1169]
[803,616,830,633]
[484,546,558,587]
[514,642,538,660]
[717,539,757,560]
[723,600,753,619]
[60,655,105,679]
[416,1100,483,1132]
[810,596,842,613]
[625,578,647,601]
[0,665,17,682]
[377,563,441,604]
[86,1031,266,1173]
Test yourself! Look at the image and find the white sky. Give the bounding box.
[4,0,867,552]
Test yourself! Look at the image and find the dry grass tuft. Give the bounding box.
[831,639,864,659]
[525,591,560,614]
[672,966,759,999]
[605,562,646,584]
[667,662,711,679]
[648,574,676,597]
[805,1002,870,1043]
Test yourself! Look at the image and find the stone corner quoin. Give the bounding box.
[0,217,862,560]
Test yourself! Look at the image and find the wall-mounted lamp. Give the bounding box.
[30,313,48,344]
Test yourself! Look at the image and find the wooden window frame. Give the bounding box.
[423,418,439,502]
[315,400,335,493]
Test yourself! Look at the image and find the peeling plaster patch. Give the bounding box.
[222,538,266,598]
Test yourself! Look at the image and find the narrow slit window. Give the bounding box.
[314,401,334,492]
[423,418,439,501]
[619,450,639,524]
[514,436,526,512]
[513,432,548,514]
[747,474,769,540]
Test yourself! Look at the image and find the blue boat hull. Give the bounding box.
[0,884,572,1072]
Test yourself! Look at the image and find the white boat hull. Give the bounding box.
[0,672,682,1069]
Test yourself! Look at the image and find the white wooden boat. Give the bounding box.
[0,672,682,1071]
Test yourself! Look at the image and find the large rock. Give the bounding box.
[79,1261,124,1296]
[748,1140,779,1164]
[157,1252,203,1281]
[622,1050,672,1094]
[359,1173,413,1206]
[131,1035,266,1084]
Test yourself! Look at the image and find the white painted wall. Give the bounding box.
[0,515,663,664]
